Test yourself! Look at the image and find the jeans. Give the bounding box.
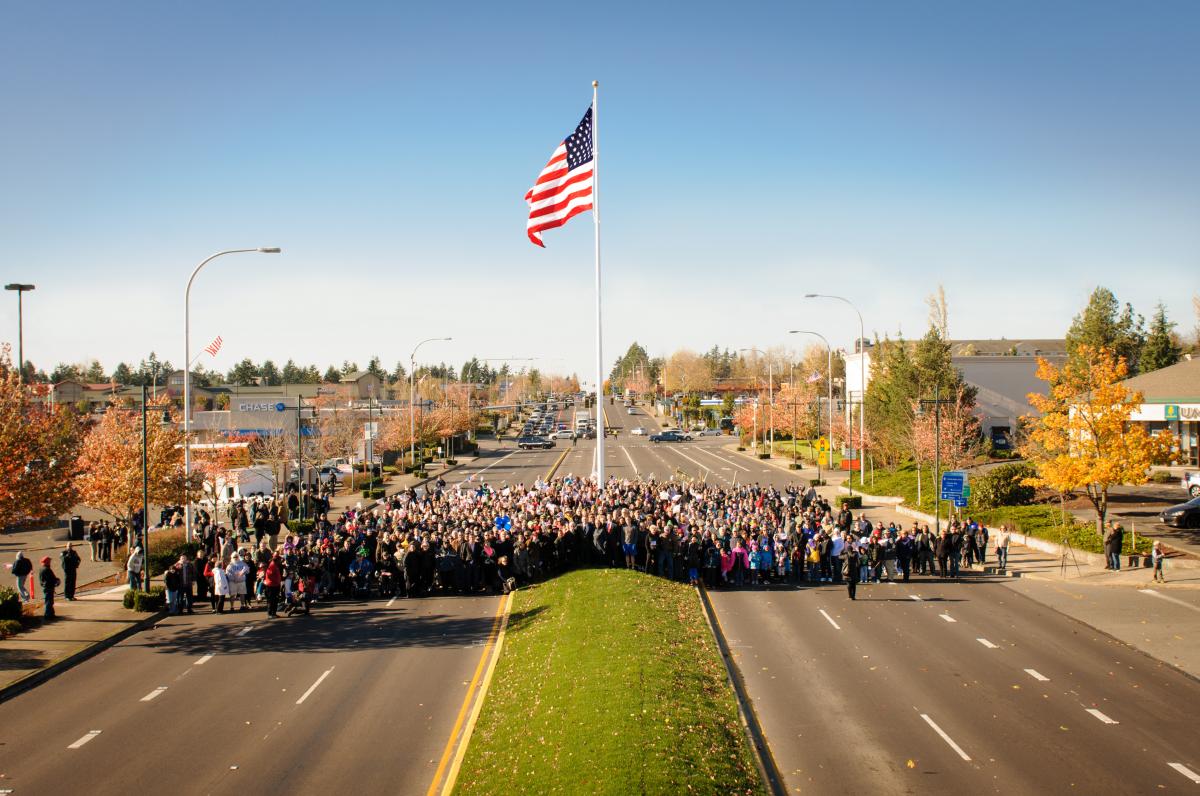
[15,577,30,602]
[166,589,179,614]
[128,571,141,589]
[996,548,1008,568]
[1107,552,1121,571]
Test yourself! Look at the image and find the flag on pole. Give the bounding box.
[524,107,594,247]
[806,371,822,383]
[203,335,223,357]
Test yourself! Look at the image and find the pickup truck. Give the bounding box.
[517,435,556,450]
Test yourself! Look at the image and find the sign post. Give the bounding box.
[940,470,969,526]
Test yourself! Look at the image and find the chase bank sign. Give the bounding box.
[238,402,287,413]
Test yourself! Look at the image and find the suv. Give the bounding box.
[650,430,691,443]
[1185,471,1200,498]
[517,435,555,450]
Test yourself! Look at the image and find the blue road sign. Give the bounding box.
[940,470,967,501]
[953,497,968,508]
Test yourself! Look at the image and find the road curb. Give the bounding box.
[0,608,167,706]
[440,590,514,795]
[695,584,787,796]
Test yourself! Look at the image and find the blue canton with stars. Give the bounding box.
[565,107,593,170]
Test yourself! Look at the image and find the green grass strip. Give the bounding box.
[454,569,765,796]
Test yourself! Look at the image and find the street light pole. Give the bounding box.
[5,284,35,383]
[918,382,953,536]
[805,294,866,486]
[739,348,773,453]
[789,330,834,475]
[409,337,451,469]
[184,248,280,543]
[141,385,150,592]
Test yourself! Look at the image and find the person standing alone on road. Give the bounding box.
[845,539,861,600]
[10,552,32,602]
[60,543,80,600]
[264,553,283,618]
[994,525,1011,570]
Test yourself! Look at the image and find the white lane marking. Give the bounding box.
[1086,708,1119,725]
[195,653,214,665]
[236,625,255,637]
[908,595,922,601]
[1168,763,1200,784]
[621,445,639,475]
[977,638,998,649]
[1025,668,1049,682]
[694,445,752,472]
[474,450,519,476]
[140,686,168,702]
[666,446,712,476]
[296,666,335,705]
[68,730,102,749]
[819,609,841,630]
[939,613,956,623]
[1140,589,1200,613]
[386,596,397,608]
[920,713,971,761]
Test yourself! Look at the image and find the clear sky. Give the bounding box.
[1,0,1197,382]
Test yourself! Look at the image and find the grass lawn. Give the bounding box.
[770,439,842,467]
[861,462,1150,555]
[454,568,764,796]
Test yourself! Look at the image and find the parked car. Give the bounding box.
[630,426,648,436]
[650,430,691,443]
[627,407,637,415]
[698,428,722,436]
[1184,471,1200,498]
[517,435,555,450]
[1160,496,1200,529]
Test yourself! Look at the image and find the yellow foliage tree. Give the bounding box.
[1023,345,1175,535]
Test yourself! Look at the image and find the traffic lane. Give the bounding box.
[196,594,503,795]
[817,580,1185,792]
[901,579,1200,769]
[711,584,1151,794]
[0,595,502,795]
[709,587,1027,794]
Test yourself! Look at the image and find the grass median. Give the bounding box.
[453,568,764,796]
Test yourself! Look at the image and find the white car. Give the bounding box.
[698,428,722,437]
[627,407,637,415]
[551,429,576,440]
[1186,471,1200,498]
[630,426,648,436]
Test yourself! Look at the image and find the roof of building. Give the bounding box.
[948,339,1066,356]
[1120,355,1200,403]
[340,370,378,382]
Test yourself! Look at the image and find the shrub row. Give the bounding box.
[123,587,167,612]
[0,619,22,639]
[0,587,21,621]
[362,488,386,499]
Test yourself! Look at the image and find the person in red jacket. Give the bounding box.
[263,554,283,619]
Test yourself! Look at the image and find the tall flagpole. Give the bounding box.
[592,79,604,490]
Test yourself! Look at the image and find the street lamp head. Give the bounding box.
[257,247,282,254]
[5,284,35,291]
[803,293,818,298]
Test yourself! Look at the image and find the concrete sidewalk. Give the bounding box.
[0,584,160,702]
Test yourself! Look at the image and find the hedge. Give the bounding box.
[837,495,863,509]
[361,488,386,499]
[0,619,22,639]
[0,587,21,620]
[124,587,166,612]
[287,519,315,536]
[971,463,1037,510]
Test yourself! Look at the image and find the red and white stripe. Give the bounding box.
[203,335,223,357]
[524,143,593,247]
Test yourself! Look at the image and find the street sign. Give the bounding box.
[940,470,967,501]
[953,497,968,508]
[818,453,827,466]
[817,437,829,452]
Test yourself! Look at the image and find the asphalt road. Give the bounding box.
[0,590,503,795]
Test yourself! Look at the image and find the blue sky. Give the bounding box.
[1,0,1197,381]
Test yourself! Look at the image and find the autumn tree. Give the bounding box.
[192,440,252,505]
[0,347,86,528]
[907,385,981,508]
[1023,345,1175,535]
[76,396,191,521]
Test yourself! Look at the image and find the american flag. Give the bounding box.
[525,107,594,247]
[806,371,822,384]
[203,335,223,357]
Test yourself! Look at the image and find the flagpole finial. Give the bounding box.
[592,80,598,88]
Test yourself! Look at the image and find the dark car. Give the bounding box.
[650,430,690,443]
[1160,496,1200,529]
[517,435,556,450]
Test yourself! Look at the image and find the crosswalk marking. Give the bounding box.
[1086,708,1119,725]
[819,609,841,630]
[939,613,956,623]
[1168,763,1200,784]
[976,638,998,649]
[1024,668,1049,682]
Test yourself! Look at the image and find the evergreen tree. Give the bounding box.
[341,360,359,376]
[111,362,134,385]
[226,358,260,386]
[84,360,107,382]
[366,356,387,380]
[260,360,282,386]
[323,365,341,383]
[1140,302,1182,373]
[50,362,83,383]
[281,359,304,384]
[303,365,321,383]
[1065,287,1146,373]
[391,361,408,382]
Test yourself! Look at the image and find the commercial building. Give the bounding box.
[1124,355,1200,466]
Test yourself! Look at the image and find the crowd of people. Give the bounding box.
[148,474,1020,616]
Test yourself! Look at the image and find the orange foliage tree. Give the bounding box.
[1024,345,1176,535]
[75,396,191,522]
[0,346,85,528]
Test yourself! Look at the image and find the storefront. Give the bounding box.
[1124,357,1200,466]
